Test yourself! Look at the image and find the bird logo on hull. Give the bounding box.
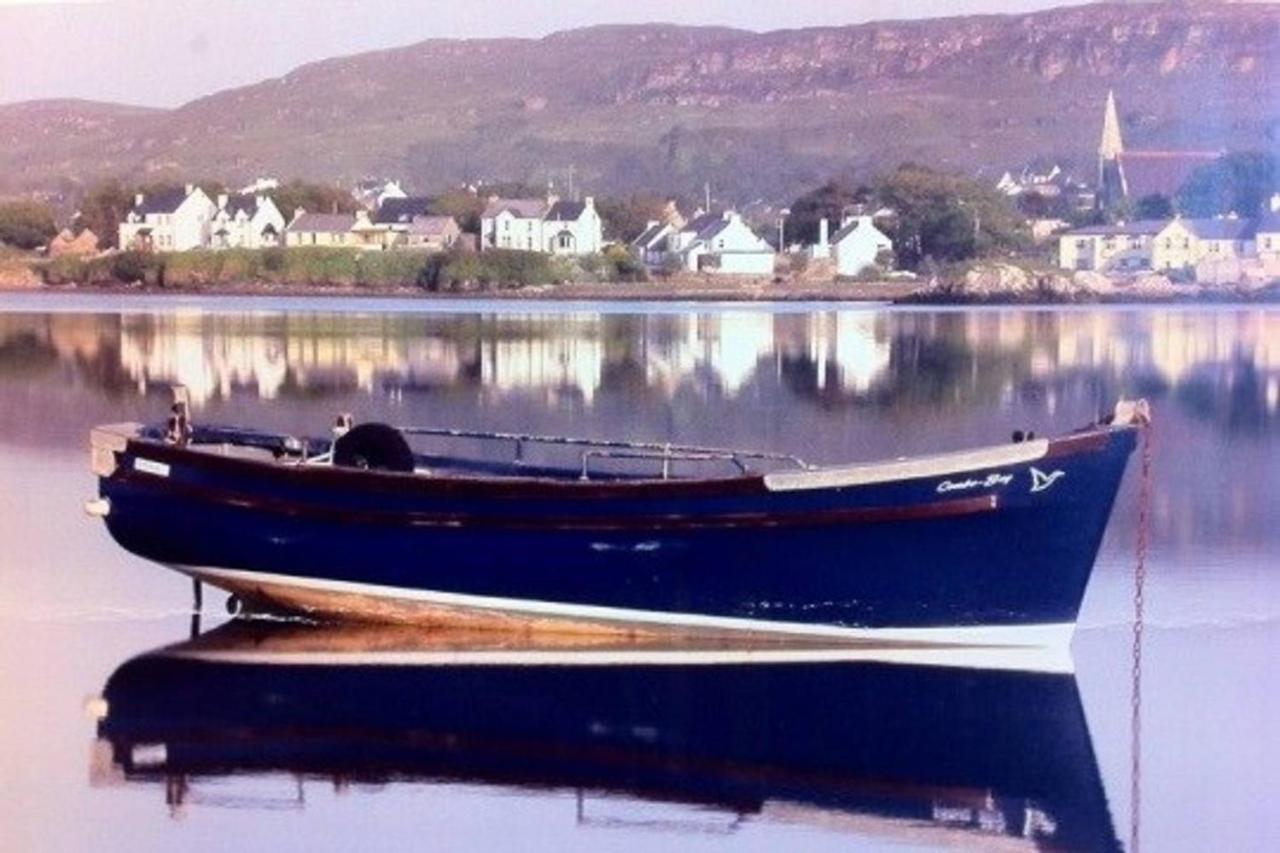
[1029,467,1066,494]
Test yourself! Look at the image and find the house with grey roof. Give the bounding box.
[284,211,361,248]
[821,216,895,278]
[374,197,433,226]
[403,215,463,252]
[1255,212,1280,265]
[1153,217,1256,273]
[118,185,217,252]
[631,221,679,267]
[668,211,775,275]
[211,193,286,250]
[480,195,602,256]
[1058,220,1166,273]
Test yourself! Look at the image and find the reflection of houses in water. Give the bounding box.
[1148,312,1280,393]
[773,313,892,395]
[21,308,1276,416]
[812,313,891,394]
[475,316,607,405]
[645,313,776,397]
[111,317,465,405]
[705,312,775,395]
[118,315,290,405]
[946,310,1280,415]
[283,332,461,394]
[480,336,604,404]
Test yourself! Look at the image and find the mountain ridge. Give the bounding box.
[3,2,1279,202]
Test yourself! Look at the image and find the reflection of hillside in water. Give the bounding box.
[1,310,1274,429]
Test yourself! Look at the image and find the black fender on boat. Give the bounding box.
[333,423,416,473]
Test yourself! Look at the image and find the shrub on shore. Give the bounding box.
[439,249,568,289]
[29,244,651,290]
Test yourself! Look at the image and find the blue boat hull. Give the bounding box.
[93,423,1139,644]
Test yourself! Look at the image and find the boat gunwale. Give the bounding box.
[94,421,1130,501]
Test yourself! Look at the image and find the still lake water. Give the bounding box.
[0,296,1276,852]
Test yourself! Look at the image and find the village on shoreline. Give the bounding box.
[2,92,1280,305]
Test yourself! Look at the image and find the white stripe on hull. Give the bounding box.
[168,646,1073,675]
[172,563,1076,653]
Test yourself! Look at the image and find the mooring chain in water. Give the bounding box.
[1130,421,1153,853]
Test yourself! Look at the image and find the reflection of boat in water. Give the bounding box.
[87,394,1149,647]
[92,620,1120,850]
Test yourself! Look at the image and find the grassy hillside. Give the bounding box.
[2,3,1279,202]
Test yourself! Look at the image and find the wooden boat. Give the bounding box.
[86,389,1149,648]
[91,620,1120,850]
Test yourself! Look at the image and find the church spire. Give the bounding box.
[1097,89,1128,210]
[1099,89,1124,161]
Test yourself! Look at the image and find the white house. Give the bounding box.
[353,179,408,211]
[239,177,280,194]
[1152,217,1256,273]
[482,197,551,252]
[1255,213,1280,265]
[480,196,603,256]
[210,194,286,250]
[823,216,894,277]
[544,198,604,255]
[631,221,678,267]
[1058,220,1165,273]
[672,211,775,275]
[118,185,217,252]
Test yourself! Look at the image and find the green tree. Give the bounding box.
[595,194,669,243]
[268,180,360,219]
[874,164,1027,270]
[78,180,135,249]
[1133,193,1174,220]
[0,200,58,250]
[787,180,873,246]
[1015,191,1069,220]
[427,189,486,234]
[1176,151,1277,218]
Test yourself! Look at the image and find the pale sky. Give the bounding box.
[0,0,1096,108]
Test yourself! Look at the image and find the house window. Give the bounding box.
[558,234,573,249]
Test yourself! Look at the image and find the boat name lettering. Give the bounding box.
[936,473,1012,494]
[133,458,171,478]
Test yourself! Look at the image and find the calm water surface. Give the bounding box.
[0,297,1276,852]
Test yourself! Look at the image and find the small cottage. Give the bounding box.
[210,193,286,250]
[47,228,99,258]
[826,216,894,278]
[118,185,217,252]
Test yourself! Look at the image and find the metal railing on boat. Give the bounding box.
[395,426,810,480]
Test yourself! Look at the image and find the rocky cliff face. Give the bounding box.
[2,3,1278,201]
